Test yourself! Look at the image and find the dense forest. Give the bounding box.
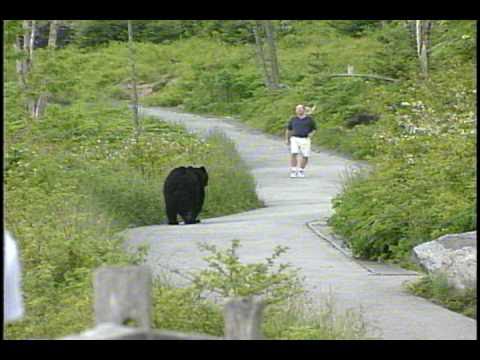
[4,20,476,338]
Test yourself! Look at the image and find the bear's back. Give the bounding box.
[164,167,201,194]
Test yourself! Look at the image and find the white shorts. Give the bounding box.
[290,136,311,157]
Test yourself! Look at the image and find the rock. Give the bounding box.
[399,123,431,135]
[412,232,477,291]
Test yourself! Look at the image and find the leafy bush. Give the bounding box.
[140,83,185,107]
[367,21,417,78]
[328,20,382,37]
[152,283,224,336]
[74,20,129,47]
[188,240,304,305]
[328,132,476,262]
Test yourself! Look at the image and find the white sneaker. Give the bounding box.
[297,170,305,178]
[290,170,297,178]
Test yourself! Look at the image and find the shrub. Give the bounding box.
[188,240,304,305]
[150,240,371,339]
[328,132,476,262]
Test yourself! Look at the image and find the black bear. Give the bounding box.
[163,166,208,225]
[344,113,379,129]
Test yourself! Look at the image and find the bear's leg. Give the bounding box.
[192,189,204,224]
[181,211,197,225]
[166,205,179,225]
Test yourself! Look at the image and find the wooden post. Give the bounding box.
[224,297,265,340]
[94,266,152,329]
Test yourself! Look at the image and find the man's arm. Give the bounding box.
[308,118,317,139]
[285,118,293,144]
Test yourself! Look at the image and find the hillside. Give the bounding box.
[3,20,476,338]
[134,20,476,263]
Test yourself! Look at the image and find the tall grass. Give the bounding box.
[4,109,263,338]
[405,274,477,319]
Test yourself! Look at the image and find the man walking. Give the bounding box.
[285,104,317,178]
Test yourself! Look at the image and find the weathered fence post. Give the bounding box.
[224,297,265,340]
[94,266,152,329]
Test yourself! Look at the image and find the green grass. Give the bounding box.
[405,274,477,319]
[4,111,263,339]
[150,283,374,339]
[4,41,263,339]
[262,293,374,339]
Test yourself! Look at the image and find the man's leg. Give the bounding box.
[289,154,298,177]
[289,137,300,177]
[297,139,310,177]
[290,153,298,168]
[299,156,308,169]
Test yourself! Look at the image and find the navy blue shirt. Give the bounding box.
[286,116,317,137]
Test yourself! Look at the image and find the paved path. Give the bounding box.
[122,107,476,340]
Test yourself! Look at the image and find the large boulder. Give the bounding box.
[412,231,476,291]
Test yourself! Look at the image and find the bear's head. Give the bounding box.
[190,166,208,187]
[198,166,208,187]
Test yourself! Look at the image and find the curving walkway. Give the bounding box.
[122,107,476,340]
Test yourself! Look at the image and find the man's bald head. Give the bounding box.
[296,104,305,116]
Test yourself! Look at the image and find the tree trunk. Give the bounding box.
[22,20,34,73]
[252,21,272,88]
[33,93,48,119]
[474,21,477,129]
[416,20,422,57]
[14,35,26,87]
[22,20,37,117]
[262,20,280,89]
[127,20,140,136]
[29,20,36,66]
[416,20,432,78]
[31,20,59,119]
[48,20,58,49]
